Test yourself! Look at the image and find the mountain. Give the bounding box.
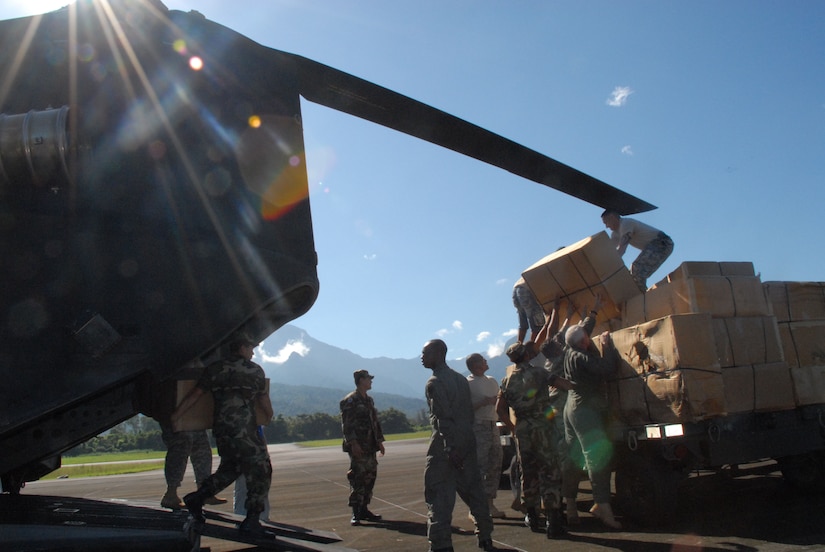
[270,384,427,419]
[259,324,520,401]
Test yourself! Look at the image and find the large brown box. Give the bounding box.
[174,379,271,431]
[777,320,825,406]
[712,316,784,368]
[623,274,771,326]
[721,362,796,414]
[607,314,725,422]
[763,281,825,323]
[522,231,641,322]
[664,261,755,283]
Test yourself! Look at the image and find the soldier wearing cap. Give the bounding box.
[172,332,273,535]
[340,369,385,526]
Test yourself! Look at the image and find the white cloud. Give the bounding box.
[436,328,450,338]
[363,253,377,261]
[607,86,633,107]
[476,331,491,342]
[487,342,505,358]
[260,339,310,364]
[452,320,463,331]
[496,278,509,286]
[503,328,518,338]
[621,145,634,155]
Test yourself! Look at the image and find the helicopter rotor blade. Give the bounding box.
[291,53,655,215]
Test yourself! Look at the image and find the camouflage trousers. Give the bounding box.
[472,419,503,499]
[514,415,563,512]
[630,232,674,291]
[346,451,379,508]
[201,432,272,515]
[161,424,212,488]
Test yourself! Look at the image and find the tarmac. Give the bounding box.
[21,438,825,551]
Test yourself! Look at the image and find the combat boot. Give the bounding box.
[565,499,580,525]
[350,506,362,526]
[160,486,184,510]
[183,488,210,523]
[360,505,382,522]
[524,507,541,532]
[546,508,565,539]
[239,513,264,535]
[204,495,228,505]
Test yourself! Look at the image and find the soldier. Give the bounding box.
[340,369,386,526]
[171,333,273,535]
[497,341,573,539]
[421,339,494,552]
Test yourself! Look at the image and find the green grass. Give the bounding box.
[298,430,430,448]
[40,431,430,480]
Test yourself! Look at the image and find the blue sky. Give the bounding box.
[6,1,825,362]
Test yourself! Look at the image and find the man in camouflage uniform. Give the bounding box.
[172,333,273,534]
[340,369,385,526]
[497,341,573,539]
[421,339,494,552]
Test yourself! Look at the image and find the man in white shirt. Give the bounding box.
[601,209,674,291]
[466,353,505,519]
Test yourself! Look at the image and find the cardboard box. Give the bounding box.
[763,281,825,323]
[665,261,755,282]
[623,275,771,326]
[712,316,784,368]
[174,379,271,431]
[607,364,650,425]
[722,362,796,413]
[777,320,825,406]
[606,314,725,422]
[610,313,720,374]
[522,231,641,321]
[645,368,726,423]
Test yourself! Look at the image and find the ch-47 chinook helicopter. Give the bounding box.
[0,0,654,548]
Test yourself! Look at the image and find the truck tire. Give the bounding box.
[777,451,825,492]
[615,454,680,526]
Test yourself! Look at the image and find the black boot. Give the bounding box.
[360,505,382,522]
[350,506,362,526]
[239,513,264,535]
[546,508,565,539]
[524,507,541,532]
[183,488,210,523]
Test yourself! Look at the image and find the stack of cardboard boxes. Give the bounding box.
[522,231,823,426]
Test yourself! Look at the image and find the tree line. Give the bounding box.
[66,407,425,456]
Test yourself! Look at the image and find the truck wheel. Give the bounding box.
[615,454,679,526]
[777,451,825,492]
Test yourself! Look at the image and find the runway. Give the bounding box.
[22,439,825,551]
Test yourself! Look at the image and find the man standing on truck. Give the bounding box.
[513,277,546,343]
[601,209,673,291]
[340,369,386,526]
[562,300,622,530]
[171,333,273,535]
[497,341,574,538]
